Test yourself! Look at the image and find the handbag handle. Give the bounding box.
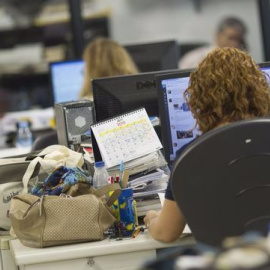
[94,183,121,207]
[39,145,84,168]
[22,145,84,194]
[24,145,69,160]
[22,157,57,194]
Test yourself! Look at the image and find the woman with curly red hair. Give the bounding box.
[144,47,270,242]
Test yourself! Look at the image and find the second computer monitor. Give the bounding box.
[259,62,270,82]
[125,40,179,72]
[157,71,200,164]
[157,63,270,164]
[50,60,85,104]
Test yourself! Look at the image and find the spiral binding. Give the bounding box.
[92,108,145,127]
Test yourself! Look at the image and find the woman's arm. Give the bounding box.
[144,199,186,243]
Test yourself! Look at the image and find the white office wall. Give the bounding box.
[107,0,264,62]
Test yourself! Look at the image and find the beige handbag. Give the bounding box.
[9,183,121,248]
[0,145,84,231]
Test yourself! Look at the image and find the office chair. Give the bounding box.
[31,130,58,151]
[172,118,270,247]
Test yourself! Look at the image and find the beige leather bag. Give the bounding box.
[9,183,121,248]
[0,145,84,231]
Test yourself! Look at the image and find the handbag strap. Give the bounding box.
[94,183,121,207]
[22,157,59,194]
[22,145,84,194]
[38,145,84,168]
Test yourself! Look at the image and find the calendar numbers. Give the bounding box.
[91,109,162,168]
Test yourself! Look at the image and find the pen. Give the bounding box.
[132,227,141,238]
[119,161,124,188]
[121,170,130,189]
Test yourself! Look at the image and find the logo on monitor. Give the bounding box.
[136,80,156,90]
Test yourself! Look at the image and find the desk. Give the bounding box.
[10,232,193,270]
[0,235,17,270]
[0,147,31,158]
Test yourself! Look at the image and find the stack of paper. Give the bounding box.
[127,168,169,198]
[107,151,165,176]
[128,169,164,187]
[136,196,162,217]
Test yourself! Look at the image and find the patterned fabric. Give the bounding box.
[31,166,91,196]
[43,195,101,241]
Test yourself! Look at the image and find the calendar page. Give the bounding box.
[91,108,163,168]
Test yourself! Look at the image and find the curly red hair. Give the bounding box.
[185,47,270,133]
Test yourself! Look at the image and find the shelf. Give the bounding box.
[34,5,111,26]
[0,62,48,75]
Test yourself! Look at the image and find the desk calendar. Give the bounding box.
[91,108,162,168]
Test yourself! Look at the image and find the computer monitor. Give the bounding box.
[50,60,85,104]
[92,69,180,123]
[157,71,201,164]
[157,62,270,164]
[157,63,270,164]
[124,40,179,72]
[259,62,270,82]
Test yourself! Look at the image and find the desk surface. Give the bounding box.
[10,232,192,266]
[0,235,14,250]
[0,147,30,158]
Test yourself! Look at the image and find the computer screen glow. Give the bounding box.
[261,66,270,84]
[160,77,200,162]
[50,60,85,104]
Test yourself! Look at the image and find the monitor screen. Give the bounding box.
[50,60,85,104]
[259,62,270,83]
[157,71,201,164]
[125,40,179,72]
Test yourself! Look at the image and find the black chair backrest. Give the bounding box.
[32,130,58,151]
[172,118,270,246]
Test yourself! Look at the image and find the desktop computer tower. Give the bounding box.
[54,100,95,150]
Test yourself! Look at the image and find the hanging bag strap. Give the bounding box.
[22,145,84,194]
[22,157,58,194]
[94,183,121,207]
[38,145,84,168]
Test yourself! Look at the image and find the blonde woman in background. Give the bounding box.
[79,37,139,100]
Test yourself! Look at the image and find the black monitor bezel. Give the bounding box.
[124,40,179,72]
[92,69,182,123]
[156,70,194,164]
[258,61,270,69]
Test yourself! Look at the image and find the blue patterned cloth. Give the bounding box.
[31,166,91,196]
